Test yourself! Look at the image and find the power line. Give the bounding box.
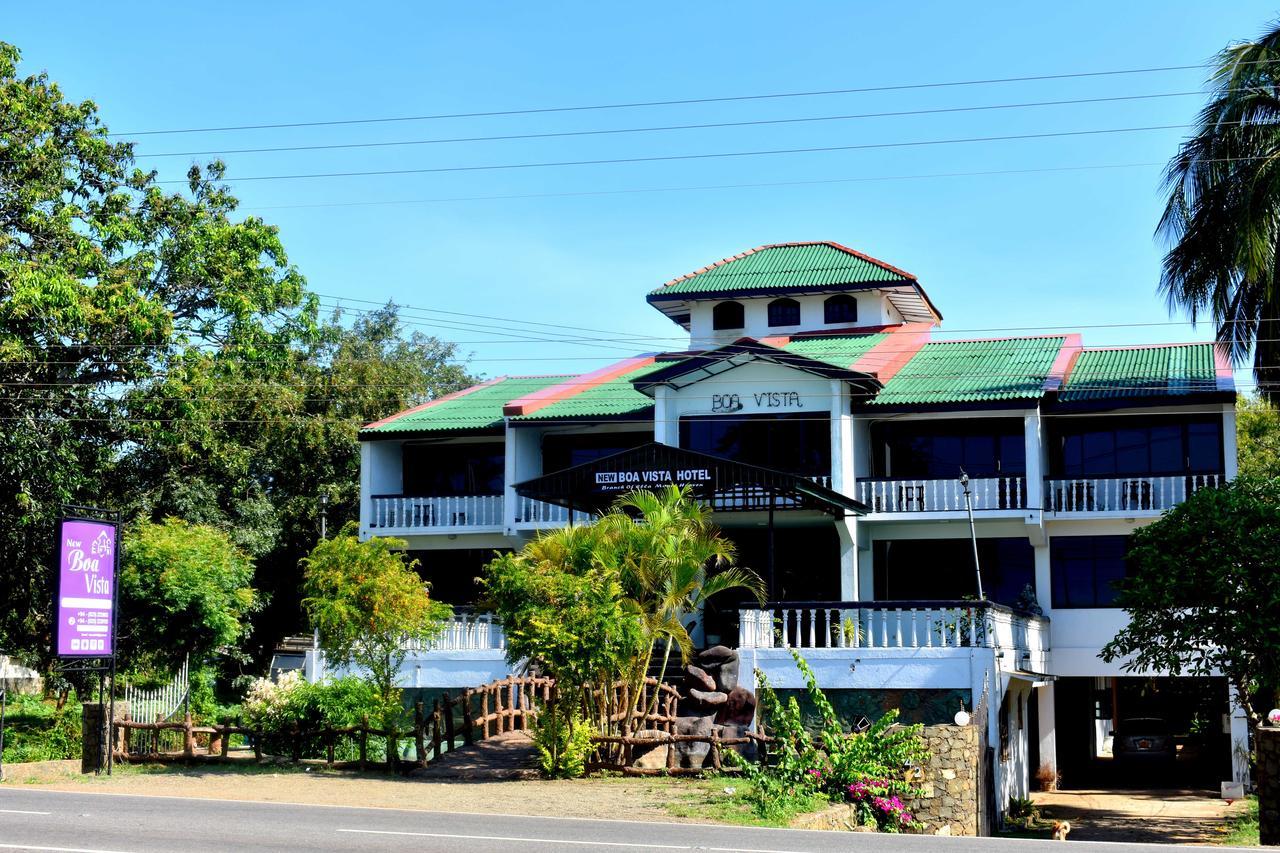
[154,122,1210,185]
[108,60,1254,138]
[133,91,1210,160]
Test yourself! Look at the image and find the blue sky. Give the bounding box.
[7,2,1278,385]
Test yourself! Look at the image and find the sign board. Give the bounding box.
[592,467,713,493]
[55,518,117,657]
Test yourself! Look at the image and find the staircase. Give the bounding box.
[646,647,690,684]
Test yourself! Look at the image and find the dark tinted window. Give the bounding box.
[541,432,651,473]
[1050,535,1129,608]
[402,442,504,496]
[872,420,1026,478]
[1050,417,1222,477]
[712,301,745,330]
[873,537,1035,607]
[681,413,830,477]
[767,298,801,327]
[824,294,858,324]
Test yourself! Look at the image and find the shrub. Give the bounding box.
[729,649,929,831]
[531,703,594,778]
[242,673,387,760]
[0,693,83,763]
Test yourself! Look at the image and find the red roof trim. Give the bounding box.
[660,240,917,288]
[1214,345,1236,391]
[503,355,658,417]
[848,323,933,381]
[362,376,508,431]
[1044,334,1084,391]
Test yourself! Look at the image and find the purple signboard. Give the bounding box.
[55,519,117,657]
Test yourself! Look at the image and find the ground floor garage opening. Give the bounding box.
[1052,675,1230,789]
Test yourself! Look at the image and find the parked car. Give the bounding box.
[1111,717,1177,766]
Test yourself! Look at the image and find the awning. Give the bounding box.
[512,441,867,517]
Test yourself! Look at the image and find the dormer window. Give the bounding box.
[824,294,858,324]
[712,301,745,331]
[767,298,801,327]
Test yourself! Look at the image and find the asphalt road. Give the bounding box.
[0,787,1254,852]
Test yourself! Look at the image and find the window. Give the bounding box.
[873,538,1035,607]
[402,442,504,496]
[871,420,1026,478]
[824,294,858,324]
[680,413,830,477]
[711,301,744,331]
[1053,416,1222,477]
[541,432,650,473]
[767,298,801,327]
[1050,536,1129,608]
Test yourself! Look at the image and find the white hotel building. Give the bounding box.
[354,241,1248,801]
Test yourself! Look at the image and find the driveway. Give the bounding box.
[1032,788,1244,845]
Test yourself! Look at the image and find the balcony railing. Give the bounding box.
[739,600,1048,656]
[403,611,506,652]
[1045,474,1222,514]
[369,494,504,530]
[513,496,571,525]
[857,476,1024,514]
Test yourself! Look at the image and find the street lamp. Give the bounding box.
[959,470,985,601]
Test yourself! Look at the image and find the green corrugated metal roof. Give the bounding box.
[510,360,670,420]
[1058,344,1218,401]
[361,375,570,435]
[871,337,1066,406]
[651,243,912,297]
[781,333,887,368]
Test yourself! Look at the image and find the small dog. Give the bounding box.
[1051,820,1072,841]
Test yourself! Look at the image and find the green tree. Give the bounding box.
[1157,21,1280,398]
[597,486,763,724]
[1237,395,1280,479]
[118,518,259,676]
[301,524,451,728]
[1101,477,1280,728]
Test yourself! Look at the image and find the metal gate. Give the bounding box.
[122,657,189,756]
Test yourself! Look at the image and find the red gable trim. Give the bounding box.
[1215,345,1236,392]
[848,323,933,381]
[660,240,917,289]
[502,355,657,417]
[362,376,508,431]
[1045,334,1085,391]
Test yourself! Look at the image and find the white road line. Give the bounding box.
[0,810,52,815]
[335,828,814,853]
[0,840,135,845]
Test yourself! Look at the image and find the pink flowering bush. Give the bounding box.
[846,779,918,831]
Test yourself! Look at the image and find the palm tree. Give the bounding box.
[1159,22,1280,398]
[596,485,764,729]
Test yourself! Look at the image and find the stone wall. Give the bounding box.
[1258,725,1279,846]
[906,723,980,837]
[80,702,129,774]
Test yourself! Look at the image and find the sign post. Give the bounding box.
[53,509,120,775]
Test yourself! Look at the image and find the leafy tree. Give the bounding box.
[1157,21,1280,398]
[301,523,451,729]
[117,518,259,677]
[1237,395,1280,479]
[1101,477,1280,727]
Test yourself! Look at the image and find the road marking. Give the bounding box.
[336,829,814,853]
[0,810,52,815]
[0,840,135,845]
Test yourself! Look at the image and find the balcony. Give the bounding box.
[856,476,1025,516]
[368,494,504,532]
[1044,474,1222,516]
[512,496,571,528]
[738,600,1048,671]
[403,611,506,652]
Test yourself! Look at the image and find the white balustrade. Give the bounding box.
[1044,474,1220,514]
[403,612,506,652]
[513,496,571,526]
[856,477,1023,514]
[738,604,1049,662]
[369,494,504,530]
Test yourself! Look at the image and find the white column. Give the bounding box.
[654,386,678,446]
[1036,681,1057,779]
[359,441,374,539]
[1223,403,1239,481]
[836,517,858,600]
[830,380,854,496]
[857,545,874,602]
[503,421,519,533]
[1228,684,1251,784]
[1023,409,1044,517]
[1033,543,1052,614]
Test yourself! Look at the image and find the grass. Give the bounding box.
[1214,795,1259,847]
[1,694,82,764]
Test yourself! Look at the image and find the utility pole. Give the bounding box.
[319,491,329,540]
[959,469,985,601]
